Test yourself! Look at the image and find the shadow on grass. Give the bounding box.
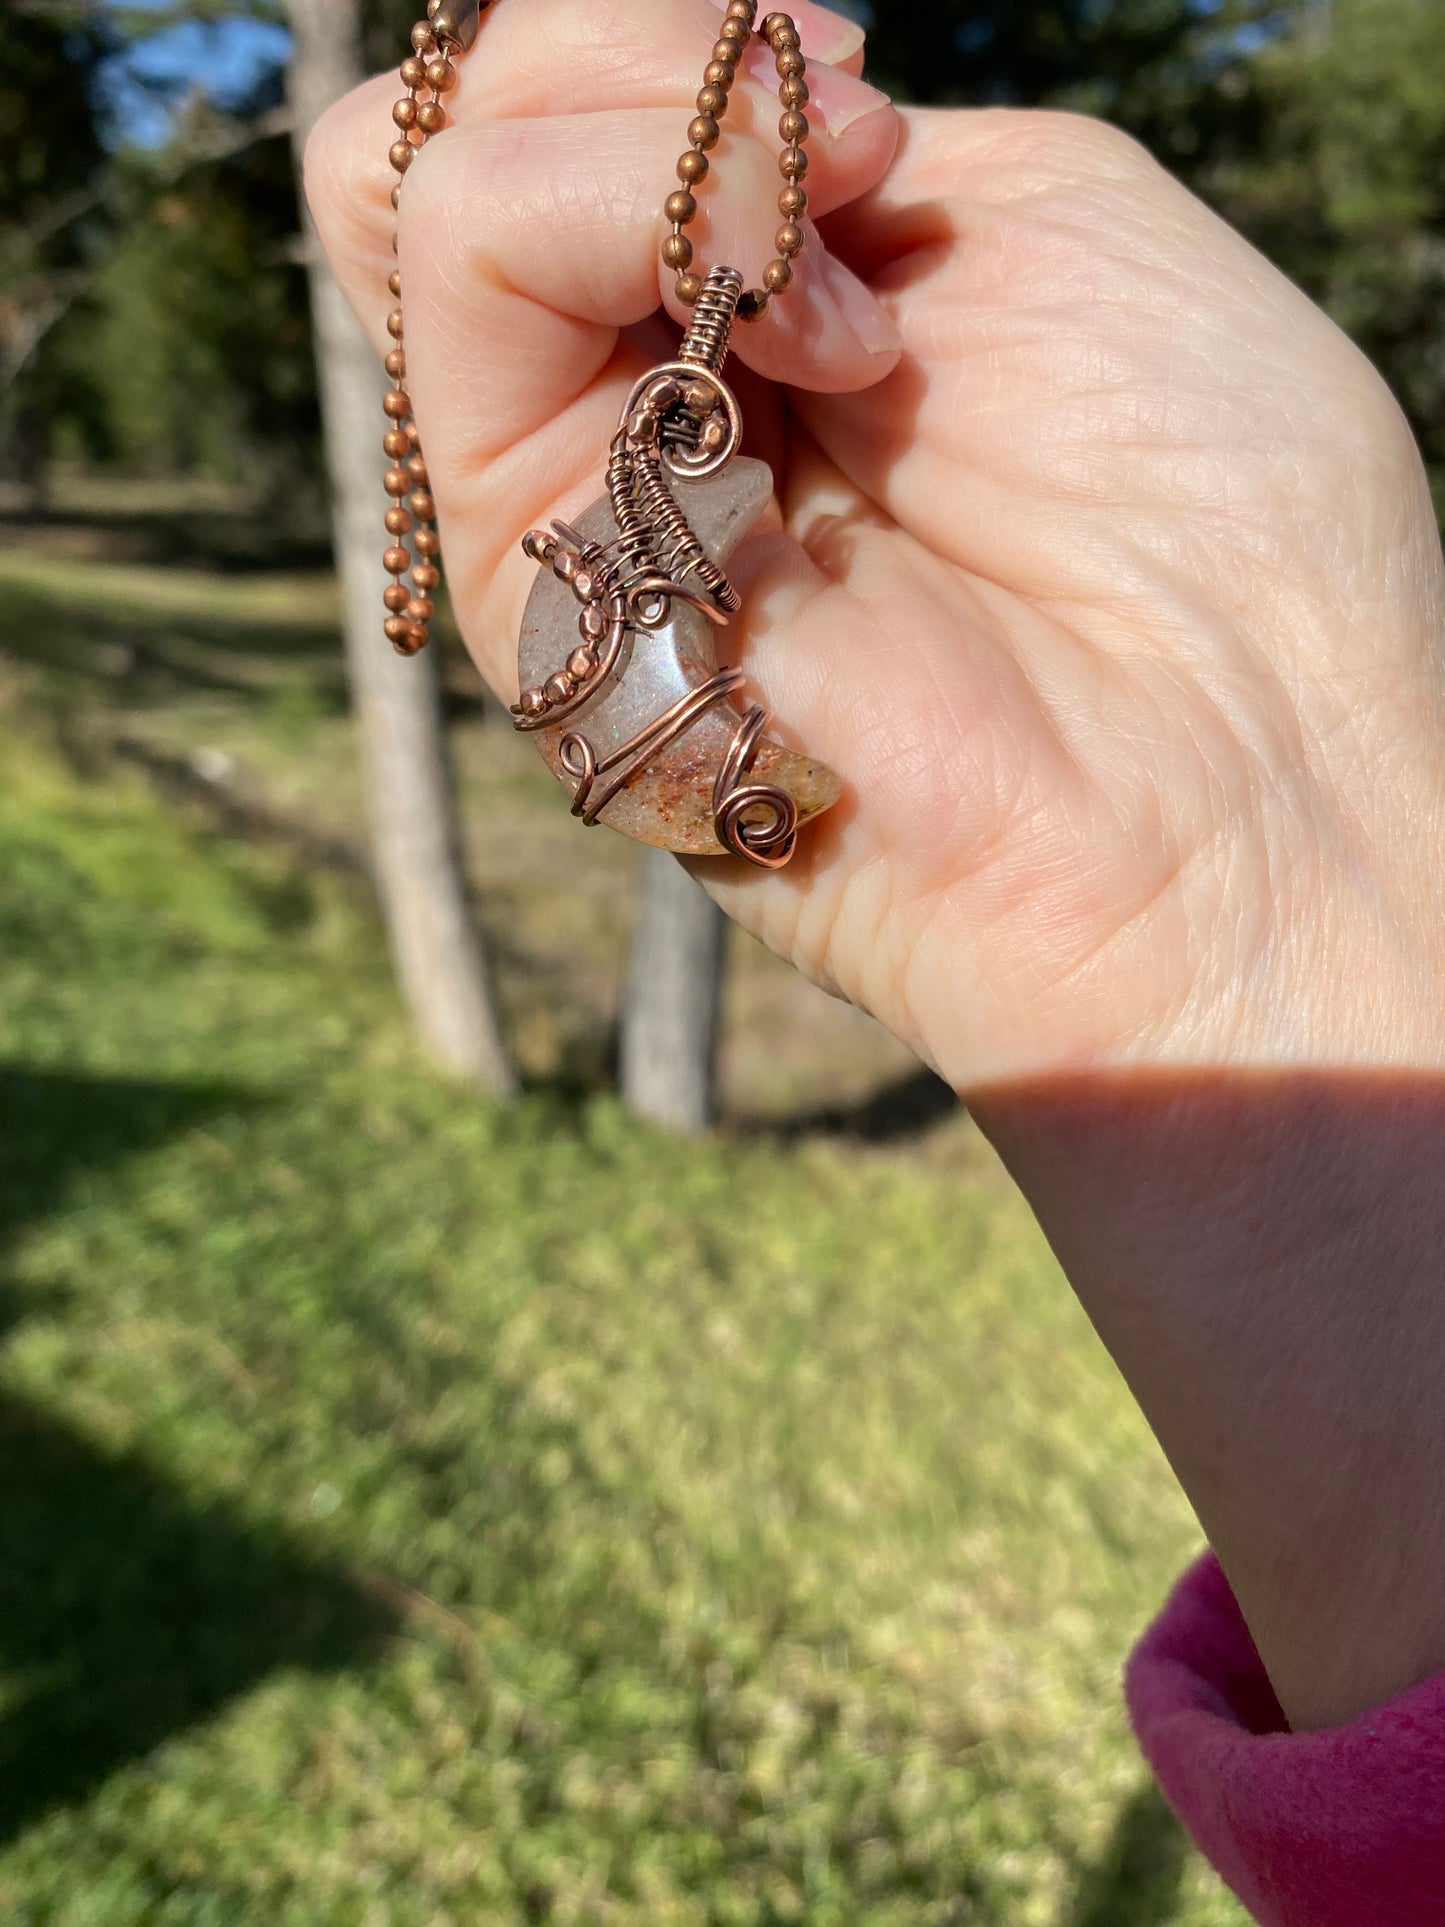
[1065,1779,1191,1927]
[0,503,333,577]
[0,1065,396,1841]
[738,1064,961,1143]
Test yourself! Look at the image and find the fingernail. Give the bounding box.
[818,248,902,357]
[813,13,866,62]
[807,66,894,136]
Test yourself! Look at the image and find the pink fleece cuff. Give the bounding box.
[1126,1552,1445,1925]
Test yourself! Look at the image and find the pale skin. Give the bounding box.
[309,0,1445,1735]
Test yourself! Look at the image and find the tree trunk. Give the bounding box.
[285,0,513,1092]
[619,848,727,1134]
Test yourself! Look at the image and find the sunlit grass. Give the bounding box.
[0,699,1246,1924]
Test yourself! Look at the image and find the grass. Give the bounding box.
[0,516,1246,1923]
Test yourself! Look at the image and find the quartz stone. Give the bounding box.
[517,455,842,857]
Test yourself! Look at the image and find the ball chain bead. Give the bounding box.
[384,427,409,457]
[697,83,728,117]
[409,489,435,519]
[781,74,808,106]
[406,596,435,623]
[776,221,803,256]
[662,232,693,269]
[385,615,413,646]
[385,506,412,534]
[776,47,804,76]
[712,38,737,62]
[780,108,808,142]
[413,566,440,594]
[779,181,807,216]
[388,268,402,296]
[719,15,749,42]
[689,114,719,149]
[737,289,769,321]
[781,143,808,177]
[763,257,792,293]
[406,453,428,481]
[665,189,696,224]
[385,348,405,378]
[383,388,409,418]
[384,466,410,496]
[675,270,703,304]
[384,582,412,612]
[384,546,411,574]
[417,100,446,133]
[409,22,435,51]
[390,184,402,209]
[704,59,734,85]
[414,526,440,556]
[389,139,415,173]
[425,54,455,90]
[400,54,426,88]
[393,96,418,129]
[677,149,708,183]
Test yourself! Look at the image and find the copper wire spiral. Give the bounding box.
[677,267,742,375]
[510,9,817,869]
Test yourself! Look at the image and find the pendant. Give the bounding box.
[513,268,840,869]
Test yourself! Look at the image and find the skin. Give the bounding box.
[308,0,1445,1734]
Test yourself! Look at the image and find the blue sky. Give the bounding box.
[102,5,293,145]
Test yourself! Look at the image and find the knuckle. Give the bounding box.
[302,80,391,257]
[980,108,1163,196]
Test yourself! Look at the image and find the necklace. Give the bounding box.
[379,0,841,870]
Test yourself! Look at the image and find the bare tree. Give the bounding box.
[285,0,513,1092]
[619,849,727,1134]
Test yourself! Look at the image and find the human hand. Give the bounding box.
[308,0,1445,1093]
[308,0,1445,1736]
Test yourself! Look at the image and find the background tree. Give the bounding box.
[286,0,514,1092]
[620,851,728,1135]
[1200,0,1445,509]
[0,7,114,501]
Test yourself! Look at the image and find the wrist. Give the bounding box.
[970,1068,1445,1730]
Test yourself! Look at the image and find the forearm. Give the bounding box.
[971,1068,1445,1732]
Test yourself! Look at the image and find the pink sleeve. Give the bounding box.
[1126,1552,1445,1925]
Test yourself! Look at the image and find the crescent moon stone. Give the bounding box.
[517,456,842,857]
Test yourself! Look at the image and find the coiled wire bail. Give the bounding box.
[663,265,745,478]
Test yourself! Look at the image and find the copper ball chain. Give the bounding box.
[378,0,488,655]
[379,0,808,655]
[665,1,811,322]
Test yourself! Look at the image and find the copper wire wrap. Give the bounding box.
[515,261,800,870]
[378,0,486,654]
[665,4,812,323]
[504,1,816,869]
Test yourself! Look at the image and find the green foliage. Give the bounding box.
[1201,0,1445,508]
[0,705,1245,1922]
[0,9,114,477]
[860,0,1270,122]
[85,122,317,480]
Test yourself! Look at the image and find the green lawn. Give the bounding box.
[0,569,1244,1922]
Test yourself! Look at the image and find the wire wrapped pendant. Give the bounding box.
[513,271,840,869]
[511,2,841,868]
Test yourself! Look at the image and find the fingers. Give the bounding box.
[305,0,891,361]
[381,99,896,696]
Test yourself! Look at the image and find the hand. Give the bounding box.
[308,0,1445,1091]
[309,0,1445,1734]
